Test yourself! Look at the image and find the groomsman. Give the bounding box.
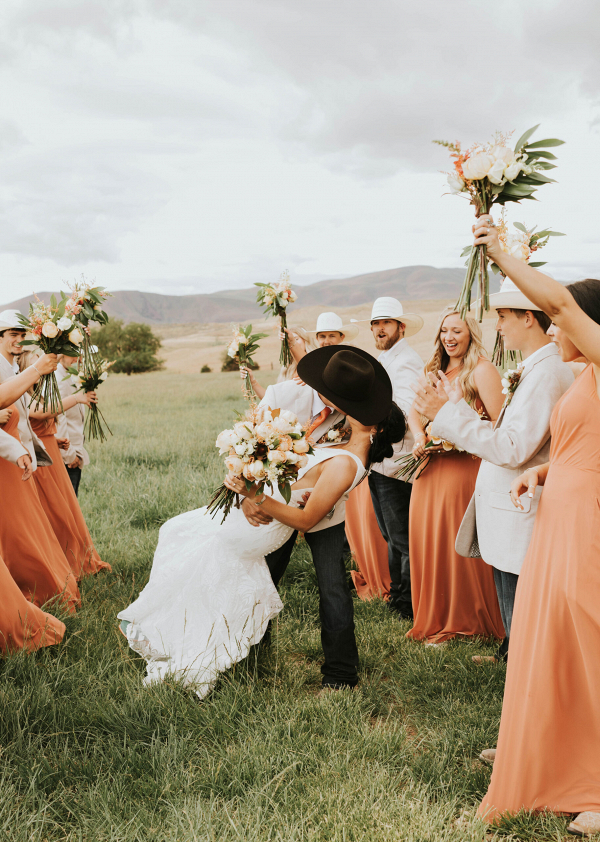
[412,279,573,662]
[366,297,423,620]
[0,310,52,470]
[56,353,89,495]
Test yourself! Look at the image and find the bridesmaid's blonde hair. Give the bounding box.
[17,350,42,396]
[424,307,488,406]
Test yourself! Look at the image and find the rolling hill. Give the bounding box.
[1,265,494,325]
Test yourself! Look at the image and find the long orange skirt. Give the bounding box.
[0,408,79,612]
[346,480,391,600]
[407,451,504,643]
[0,554,65,653]
[31,419,110,579]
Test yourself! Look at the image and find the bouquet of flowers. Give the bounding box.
[255,271,297,367]
[435,125,564,319]
[460,212,565,366]
[395,423,464,481]
[207,405,314,523]
[60,281,111,369]
[227,323,268,399]
[17,295,85,413]
[64,356,114,443]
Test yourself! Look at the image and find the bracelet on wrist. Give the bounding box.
[255,494,267,506]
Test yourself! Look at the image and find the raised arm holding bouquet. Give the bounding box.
[227,324,267,400]
[255,271,297,367]
[436,125,564,319]
[17,297,84,413]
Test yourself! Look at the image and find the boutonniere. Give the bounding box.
[501,362,525,408]
[317,418,349,445]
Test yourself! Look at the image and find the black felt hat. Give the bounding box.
[297,345,393,425]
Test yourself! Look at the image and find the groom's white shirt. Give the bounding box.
[259,379,344,445]
[0,353,51,469]
[430,343,573,574]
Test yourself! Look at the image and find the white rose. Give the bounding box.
[70,374,80,385]
[255,421,276,440]
[272,416,293,434]
[242,462,255,480]
[225,455,244,476]
[509,242,531,262]
[486,159,506,186]
[288,290,297,302]
[234,421,254,440]
[292,438,310,454]
[447,172,465,194]
[285,451,299,464]
[56,316,72,331]
[216,429,239,453]
[249,460,266,480]
[504,161,522,182]
[234,443,248,456]
[327,429,338,440]
[462,153,493,181]
[279,409,298,425]
[257,407,273,423]
[297,454,309,468]
[501,378,509,389]
[42,321,59,338]
[99,372,108,381]
[490,145,516,165]
[267,450,285,464]
[69,328,84,345]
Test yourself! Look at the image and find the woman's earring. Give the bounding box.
[369,433,374,444]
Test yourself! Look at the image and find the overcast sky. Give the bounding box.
[1,0,600,303]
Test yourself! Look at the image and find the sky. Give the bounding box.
[1,0,600,304]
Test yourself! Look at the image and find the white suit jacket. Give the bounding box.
[55,363,90,467]
[369,338,423,480]
[259,380,345,445]
[430,343,574,574]
[0,354,51,469]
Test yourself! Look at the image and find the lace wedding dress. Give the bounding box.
[118,448,365,698]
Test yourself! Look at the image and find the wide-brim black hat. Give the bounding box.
[297,345,393,425]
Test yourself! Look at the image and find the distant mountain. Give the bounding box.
[1,265,495,325]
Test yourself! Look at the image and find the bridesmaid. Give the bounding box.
[473,217,600,837]
[0,552,65,653]
[21,354,111,579]
[406,308,505,644]
[345,482,391,600]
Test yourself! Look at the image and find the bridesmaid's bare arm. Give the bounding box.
[473,359,504,423]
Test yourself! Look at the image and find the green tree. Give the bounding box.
[91,320,164,375]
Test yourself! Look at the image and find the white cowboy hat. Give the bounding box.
[0,310,25,332]
[305,311,359,342]
[474,278,546,317]
[352,297,423,338]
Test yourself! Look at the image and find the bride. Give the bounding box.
[118,346,405,698]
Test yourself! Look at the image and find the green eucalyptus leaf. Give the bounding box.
[527,150,557,161]
[513,222,527,233]
[535,161,557,170]
[525,138,565,148]
[513,124,540,152]
[50,294,57,309]
[528,261,547,267]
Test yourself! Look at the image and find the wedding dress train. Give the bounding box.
[118,448,365,698]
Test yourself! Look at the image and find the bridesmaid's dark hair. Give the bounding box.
[566,279,600,326]
[368,402,406,465]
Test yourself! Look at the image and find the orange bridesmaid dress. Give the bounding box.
[407,370,504,644]
[0,407,80,612]
[31,417,110,579]
[479,364,600,821]
[346,480,391,600]
[0,553,65,653]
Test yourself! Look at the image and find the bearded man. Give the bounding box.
[367,297,423,620]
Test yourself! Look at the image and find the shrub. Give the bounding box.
[91,320,164,375]
[201,364,212,373]
[220,350,259,373]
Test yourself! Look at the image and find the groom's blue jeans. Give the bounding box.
[265,523,359,688]
[368,471,413,618]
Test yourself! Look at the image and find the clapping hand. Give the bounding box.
[410,373,451,421]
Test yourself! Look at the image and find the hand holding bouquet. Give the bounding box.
[255,271,297,367]
[435,125,564,319]
[64,357,114,442]
[395,423,464,481]
[227,324,268,399]
[207,405,314,523]
[18,296,85,413]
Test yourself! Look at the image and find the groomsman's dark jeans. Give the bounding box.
[368,471,413,618]
[66,466,82,496]
[265,524,359,689]
[492,567,519,662]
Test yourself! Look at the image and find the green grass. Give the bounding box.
[0,371,581,841]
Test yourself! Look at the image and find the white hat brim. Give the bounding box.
[473,291,542,317]
[305,322,360,342]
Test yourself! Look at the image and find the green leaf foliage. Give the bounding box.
[525,138,565,148]
[513,124,540,152]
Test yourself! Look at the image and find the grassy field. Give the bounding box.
[0,371,580,841]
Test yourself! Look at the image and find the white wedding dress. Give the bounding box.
[117,448,365,698]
